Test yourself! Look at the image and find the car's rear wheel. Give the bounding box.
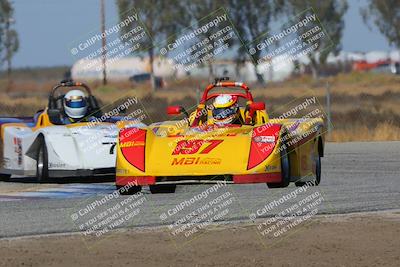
[267,147,290,188]
[117,185,142,195]
[36,136,49,183]
[295,151,321,187]
[149,184,176,194]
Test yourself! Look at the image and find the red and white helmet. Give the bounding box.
[212,94,239,125]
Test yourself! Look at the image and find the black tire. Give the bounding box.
[295,152,321,187]
[117,185,142,195]
[149,184,176,194]
[36,136,49,183]
[0,173,11,182]
[267,147,290,188]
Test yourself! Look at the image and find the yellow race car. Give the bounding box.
[115,78,325,194]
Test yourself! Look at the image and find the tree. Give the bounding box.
[116,0,184,92]
[228,0,281,84]
[0,0,19,93]
[361,0,400,49]
[180,0,232,81]
[284,0,348,79]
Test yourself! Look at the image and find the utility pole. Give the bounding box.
[5,17,14,93]
[100,0,107,85]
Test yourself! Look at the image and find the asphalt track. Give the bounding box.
[0,141,399,238]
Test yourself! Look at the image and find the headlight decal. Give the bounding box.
[119,128,146,172]
[247,124,281,170]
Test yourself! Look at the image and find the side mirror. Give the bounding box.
[249,102,265,111]
[166,106,189,125]
[167,106,184,115]
[245,102,265,125]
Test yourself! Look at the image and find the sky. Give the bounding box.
[10,0,396,68]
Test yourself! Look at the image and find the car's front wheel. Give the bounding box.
[267,147,290,188]
[117,185,142,195]
[36,136,49,183]
[149,184,176,194]
[295,153,321,187]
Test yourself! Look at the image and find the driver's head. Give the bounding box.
[63,89,88,120]
[212,94,239,125]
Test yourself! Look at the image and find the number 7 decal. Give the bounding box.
[172,140,223,155]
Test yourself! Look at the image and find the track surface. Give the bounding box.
[0,142,399,238]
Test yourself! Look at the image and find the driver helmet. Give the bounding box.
[63,89,88,119]
[212,94,240,125]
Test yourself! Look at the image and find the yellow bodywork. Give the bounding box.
[116,108,324,180]
[0,111,54,141]
[116,126,281,176]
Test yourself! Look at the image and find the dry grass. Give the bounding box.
[0,72,399,142]
[330,122,400,142]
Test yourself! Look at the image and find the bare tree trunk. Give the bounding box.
[256,73,265,84]
[208,62,214,82]
[235,57,247,80]
[6,57,12,94]
[310,58,319,80]
[149,48,156,93]
[235,59,241,80]
[252,62,265,85]
[250,52,266,85]
[267,63,273,82]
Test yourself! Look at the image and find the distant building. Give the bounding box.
[71,57,175,81]
[71,56,296,83]
[71,50,400,82]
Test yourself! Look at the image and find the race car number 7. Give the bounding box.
[172,140,223,155]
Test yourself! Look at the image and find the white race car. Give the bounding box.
[0,80,140,182]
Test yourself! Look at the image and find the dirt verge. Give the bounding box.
[1,211,399,267]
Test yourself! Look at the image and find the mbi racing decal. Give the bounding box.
[171,157,222,165]
[119,140,145,148]
[171,139,223,165]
